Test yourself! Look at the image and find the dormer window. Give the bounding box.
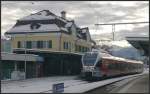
[30,22,41,30]
[37,12,41,15]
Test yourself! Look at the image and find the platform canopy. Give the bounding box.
[126,37,149,56]
[1,52,44,62]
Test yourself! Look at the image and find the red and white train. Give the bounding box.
[81,50,144,80]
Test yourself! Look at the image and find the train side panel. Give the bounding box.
[101,58,144,77]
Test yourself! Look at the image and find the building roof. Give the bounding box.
[5,10,92,41]
[6,24,68,34]
[126,36,149,56]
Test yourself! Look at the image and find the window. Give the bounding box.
[72,43,74,49]
[64,42,69,49]
[37,41,43,48]
[26,41,32,49]
[63,42,65,49]
[17,41,21,48]
[82,47,85,52]
[20,41,25,48]
[68,42,71,51]
[43,41,47,48]
[75,45,77,51]
[67,42,69,49]
[79,46,81,52]
[47,40,52,48]
[82,46,84,52]
[32,41,37,48]
[81,46,83,52]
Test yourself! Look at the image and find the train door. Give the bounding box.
[93,60,102,77]
[100,61,108,77]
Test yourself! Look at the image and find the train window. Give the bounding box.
[82,52,98,66]
[117,63,121,70]
[121,63,124,70]
[108,63,114,69]
[115,63,120,70]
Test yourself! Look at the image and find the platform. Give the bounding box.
[114,73,149,93]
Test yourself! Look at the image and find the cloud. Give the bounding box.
[1,1,149,37]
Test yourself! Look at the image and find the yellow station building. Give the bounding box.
[6,10,94,53]
[5,10,95,76]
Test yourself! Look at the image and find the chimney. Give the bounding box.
[61,11,66,19]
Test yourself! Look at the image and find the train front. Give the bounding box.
[81,51,100,79]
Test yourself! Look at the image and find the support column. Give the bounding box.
[14,61,17,71]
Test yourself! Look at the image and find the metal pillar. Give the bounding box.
[24,34,27,79]
[14,61,17,71]
[112,24,115,41]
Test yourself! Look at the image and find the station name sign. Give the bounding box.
[52,83,64,93]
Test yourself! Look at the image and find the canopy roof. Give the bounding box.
[1,52,44,62]
[126,36,149,56]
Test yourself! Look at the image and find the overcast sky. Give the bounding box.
[1,1,149,39]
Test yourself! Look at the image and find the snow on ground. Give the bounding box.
[1,70,149,93]
[1,76,84,93]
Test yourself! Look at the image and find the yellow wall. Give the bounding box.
[11,32,92,53]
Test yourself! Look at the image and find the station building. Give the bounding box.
[5,10,95,77]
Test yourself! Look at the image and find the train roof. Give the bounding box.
[102,56,143,64]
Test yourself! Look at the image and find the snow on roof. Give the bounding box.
[60,27,68,32]
[7,24,61,33]
[65,22,73,28]
[56,16,67,23]
[82,29,87,33]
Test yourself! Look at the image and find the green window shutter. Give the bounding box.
[26,41,32,49]
[37,41,40,48]
[79,46,81,52]
[67,42,69,49]
[17,41,21,48]
[48,40,52,48]
[63,42,66,49]
[75,45,77,51]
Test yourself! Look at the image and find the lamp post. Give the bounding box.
[24,33,33,79]
[24,2,34,79]
[24,33,27,79]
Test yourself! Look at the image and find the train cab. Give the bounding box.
[81,50,110,78]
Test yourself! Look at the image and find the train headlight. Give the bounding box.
[90,67,94,70]
[83,66,95,71]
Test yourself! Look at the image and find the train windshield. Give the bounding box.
[82,52,98,66]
